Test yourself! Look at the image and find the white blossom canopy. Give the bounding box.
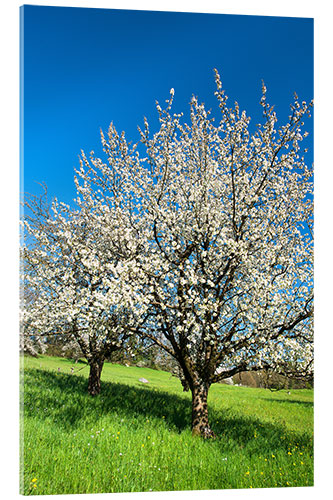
[22,70,313,386]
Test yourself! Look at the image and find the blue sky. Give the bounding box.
[21,5,313,205]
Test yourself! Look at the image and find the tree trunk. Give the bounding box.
[191,382,216,438]
[88,358,104,396]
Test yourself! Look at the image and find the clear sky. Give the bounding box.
[21,5,313,205]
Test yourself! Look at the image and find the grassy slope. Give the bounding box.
[21,356,313,495]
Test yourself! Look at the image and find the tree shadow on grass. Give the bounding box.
[260,398,313,407]
[23,368,313,454]
[23,368,191,432]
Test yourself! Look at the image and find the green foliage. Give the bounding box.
[21,356,313,495]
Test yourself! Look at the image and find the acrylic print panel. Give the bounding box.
[20,3,314,496]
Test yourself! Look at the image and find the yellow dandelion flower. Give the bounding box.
[31,478,37,483]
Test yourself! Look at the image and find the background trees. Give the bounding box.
[21,182,148,395]
[21,71,313,436]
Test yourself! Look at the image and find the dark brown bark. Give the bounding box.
[191,382,216,439]
[87,358,104,396]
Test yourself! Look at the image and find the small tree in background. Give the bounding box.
[21,188,148,395]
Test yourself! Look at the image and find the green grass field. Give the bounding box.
[21,355,314,495]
